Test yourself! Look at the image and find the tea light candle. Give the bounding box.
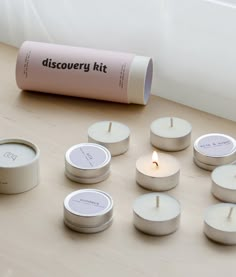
[204,203,236,245]
[194,133,236,171]
[0,138,40,194]
[136,151,180,191]
[211,164,236,203]
[150,117,192,151]
[64,189,113,233]
[88,121,130,156]
[65,143,111,184]
[133,193,181,236]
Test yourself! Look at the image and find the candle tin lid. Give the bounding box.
[88,121,130,156]
[0,138,40,194]
[193,133,236,171]
[65,143,111,184]
[64,189,113,233]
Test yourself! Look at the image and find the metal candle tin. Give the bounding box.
[211,164,236,203]
[204,203,236,245]
[88,121,130,156]
[0,138,40,194]
[65,143,111,184]
[193,133,236,171]
[133,193,181,236]
[64,189,113,233]
[150,117,192,151]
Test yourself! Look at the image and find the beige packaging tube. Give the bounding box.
[16,41,153,105]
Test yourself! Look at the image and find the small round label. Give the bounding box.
[196,135,235,157]
[68,191,110,215]
[69,145,108,169]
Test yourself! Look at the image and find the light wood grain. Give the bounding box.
[0,43,236,277]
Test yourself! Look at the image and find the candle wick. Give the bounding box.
[108,122,112,132]
[227,207,234,219]
[153,161,159,167]
[170,117,174,128]
[156,196,160,208]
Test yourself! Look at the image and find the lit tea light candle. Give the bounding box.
[65,143,111,184]
[211,164,236,203]
[0,138,40,194]
[133,193,181,236]
[194,133,236,171]
[136,151,180,191]
[204,203,236,245]
[150,117,192,151]
[88,121,130,156]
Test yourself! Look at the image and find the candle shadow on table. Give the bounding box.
[131,225,180,245]
[202,234,236,252]
[16,90,147,118]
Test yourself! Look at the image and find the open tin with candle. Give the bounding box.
[193,133,236,171]
[136,151,180,191]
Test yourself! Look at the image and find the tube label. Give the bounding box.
[16,41,135,103]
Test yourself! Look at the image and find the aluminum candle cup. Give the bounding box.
[211,165,236,203]
[64,189,113,233]
[150,117,192,151]
[65,143,111,184]
[136,152,180,191]
[204,203,236,245]
[0,138,40,194]
[88,121,130,156]
[133,193,181,236]
[194,133,236,171]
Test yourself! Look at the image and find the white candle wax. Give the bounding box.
[65,143,111,184]
[204,203,236,245]
[133,193,181,236]
[136,152,180,191]
[211,164,236,203]
[0,138,40,194]
[88,121,130,156]
[150,117,192,151]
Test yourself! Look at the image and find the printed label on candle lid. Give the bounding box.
[68,191,110,215]
[69,145,108,168]
[196,135,235,156]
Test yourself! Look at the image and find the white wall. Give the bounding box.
[0,0,236,120]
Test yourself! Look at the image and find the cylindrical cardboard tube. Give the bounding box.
[16,41,153,105]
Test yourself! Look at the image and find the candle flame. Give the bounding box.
[152,151,159,166]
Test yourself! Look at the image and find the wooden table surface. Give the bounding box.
[0,42,236,277]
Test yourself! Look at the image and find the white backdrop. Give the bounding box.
[1,0,236,121]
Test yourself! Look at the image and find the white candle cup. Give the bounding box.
[136,152,180,191]
[88,121,130,156]
[64,189,113,233]
[204,203,236,245]
[194,133,236,171]
[65,143,111,184]
[150,117,192,151]
[133,193,181,236]
[0,138,40,194]
[211,165,236,203]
